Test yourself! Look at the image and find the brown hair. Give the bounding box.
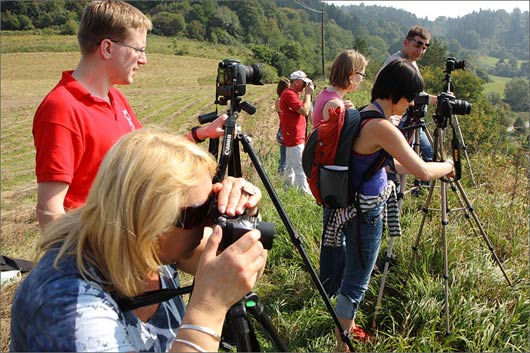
[77,0,152,55]
[329,49,368,89]
[276,78,290,96]
[406,25,431,41]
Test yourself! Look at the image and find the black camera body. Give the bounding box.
[216,59,264,103]
[215,214,275,251]
[206,195,275,251]
[435,92,472,122]
[445,57,465,72]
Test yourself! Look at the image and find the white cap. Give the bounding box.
[290,70,311,83]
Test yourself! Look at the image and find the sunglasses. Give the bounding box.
[175,192,215,229]
[409,38,430,49]
[405,93,420,103]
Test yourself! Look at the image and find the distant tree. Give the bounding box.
[513,116,527,133]
[186,20,205,41]
[207,6,241,40]
[419,37,446,70]
[1,11,21,30]
[485,92,502,105]
[352,36,368,57]
[60,18,77,35]
[504,77,529,112]
[152,12,185,36]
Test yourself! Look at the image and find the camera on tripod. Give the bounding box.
[215,59,264,104]
[435,92,472,119]
[407,92,430,121]
[199,59,264,124]
[445,57,465,73]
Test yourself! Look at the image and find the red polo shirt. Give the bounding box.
[279,88,306,147]
[33,70,142,209]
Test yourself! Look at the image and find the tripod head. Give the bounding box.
[197,58,264,182]
[431,58,473,180]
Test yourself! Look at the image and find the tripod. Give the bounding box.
[371,104,512,333]
[208,96,355,352]
[371,114,433,329]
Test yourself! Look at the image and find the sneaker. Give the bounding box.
[335,325,375,351]
[350,325,375,344]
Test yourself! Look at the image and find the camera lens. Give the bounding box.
[243,63,264,85]
[451,99,472,115]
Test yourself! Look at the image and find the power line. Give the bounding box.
[293,0,325,79]
[293,0,323,14]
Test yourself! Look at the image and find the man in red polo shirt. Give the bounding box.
[279,70,314,196]
[34,0,226,228]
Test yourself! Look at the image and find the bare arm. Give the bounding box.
[358,119,453,180]
[296,85,314,116]
[322,98,345,121]
[36,181,69,229]
[185,114,228,142]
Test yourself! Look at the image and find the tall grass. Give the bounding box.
[1,34,528,352]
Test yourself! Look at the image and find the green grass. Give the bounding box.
[1,34,529,352]
[483,74,510,97]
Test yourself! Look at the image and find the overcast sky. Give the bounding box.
[323,1,529,20]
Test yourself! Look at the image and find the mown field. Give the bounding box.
[1,36,529,352]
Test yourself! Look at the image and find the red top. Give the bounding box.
[33,70,142,209]
[279,88,306,146]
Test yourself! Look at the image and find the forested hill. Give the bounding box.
[1,0,528,79]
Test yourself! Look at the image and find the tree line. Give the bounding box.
[1,0,528,146]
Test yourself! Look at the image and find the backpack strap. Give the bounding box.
[357,110,391,182]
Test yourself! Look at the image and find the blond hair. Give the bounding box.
[329,49,368,89]
[36,127,217,297]
[78,0,152,54]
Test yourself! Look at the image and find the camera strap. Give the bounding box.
[116,285,194,312]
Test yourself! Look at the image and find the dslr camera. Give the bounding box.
[208,196,275,251]
[215,214,275,251]
[435,92,472,119]
[445,57,466,73]
[216,59,264,103]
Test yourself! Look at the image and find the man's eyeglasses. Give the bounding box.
[356,71,367,79]
[109,39,146,55]
[175,192,215,229]
[409,38,430,50]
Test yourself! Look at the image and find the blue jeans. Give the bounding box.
[419,129,433,162]
[319,207,346,297]
[336,204,384,320]
[276,128,286,173]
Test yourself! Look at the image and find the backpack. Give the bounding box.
[302,107,388,208]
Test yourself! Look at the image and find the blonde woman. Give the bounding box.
[11,128,267,352]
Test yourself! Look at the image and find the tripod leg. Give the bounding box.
[226,302,253,352]
[453,180,512,286]
[405,178,437,285]
[372,236,396,329]
[451,115,476,186]
[245,293,289,352]
[440,180,451,336]
[372,173,407,329]
[238,134,354,352]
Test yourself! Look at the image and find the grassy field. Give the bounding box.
[1,36,529,352]
[483,74,511,97]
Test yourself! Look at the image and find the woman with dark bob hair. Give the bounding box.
[327,59,454,348]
